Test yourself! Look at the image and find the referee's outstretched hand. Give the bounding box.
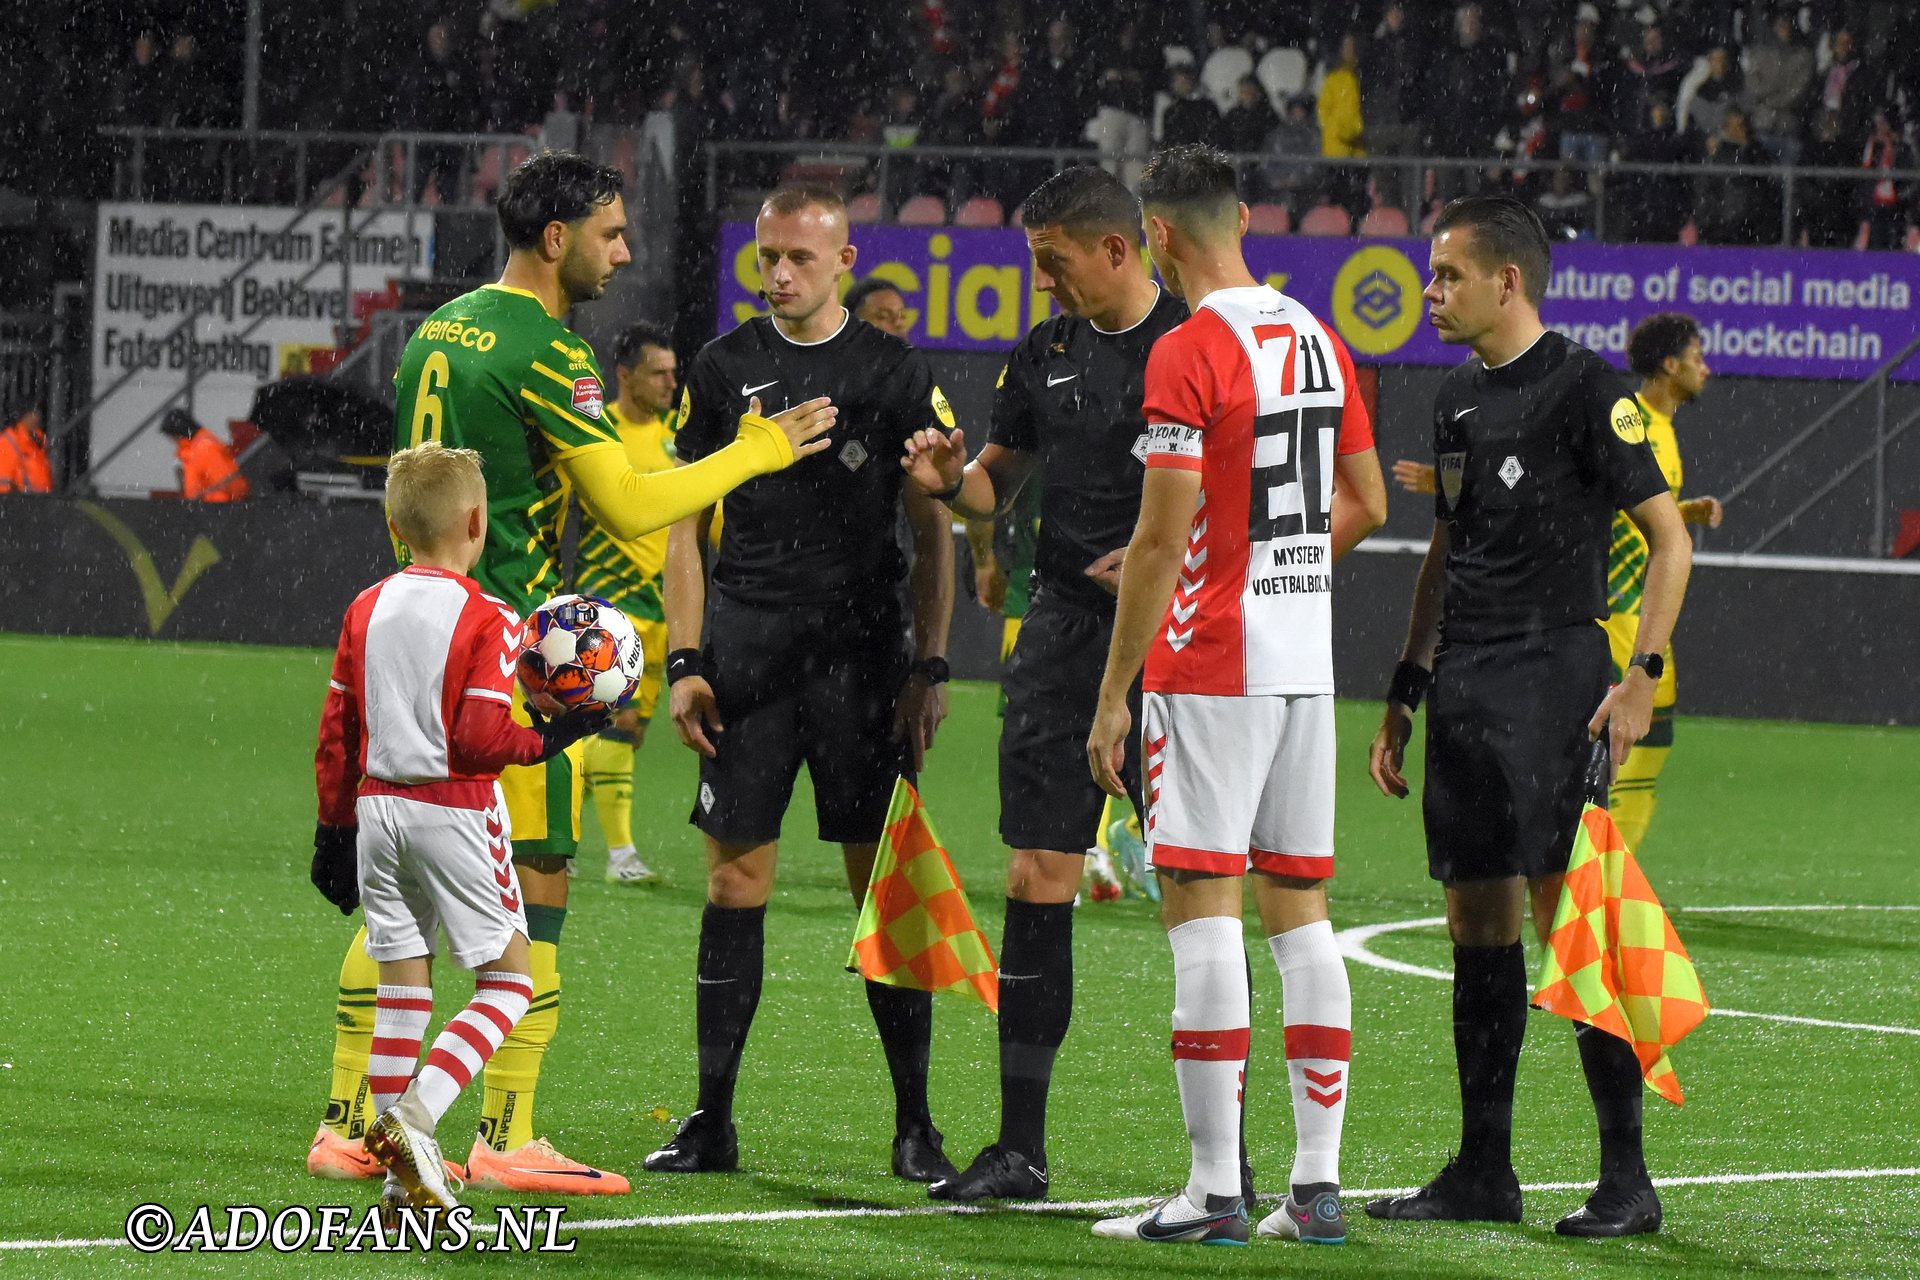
[901,426,966,495]
[757,395,837,461]
[1369,705,1413,798]
[671,674,724,758]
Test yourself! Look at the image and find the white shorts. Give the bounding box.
[1142,691,1336,879]
[356,784,529,969]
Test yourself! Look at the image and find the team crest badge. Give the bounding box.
[699,783,715,813]
[1499,455,1525,489]
[1437,451,1466,506]
[571,375,604,420]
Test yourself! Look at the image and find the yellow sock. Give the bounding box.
[583,732,636,852]
[324,926,379,1139]
[1094,795,1143,853]
[1610,710,1673,852]
[480,905,562,1152]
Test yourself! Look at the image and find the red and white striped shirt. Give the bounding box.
[1140,285,1374,697]
[315,566,541,824]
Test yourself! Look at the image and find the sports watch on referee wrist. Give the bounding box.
[908,657,950,685]
[1628,651,1664,681]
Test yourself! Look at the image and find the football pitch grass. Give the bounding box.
[3,632,1917,1277]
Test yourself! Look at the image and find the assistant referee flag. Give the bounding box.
[848,780,998,1012]
[1533,781,1709,1105]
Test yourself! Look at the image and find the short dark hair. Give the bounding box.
[844,276,905,317]
[1138,144,1240,233]
[1627,312,1701,377]
[762,184,846,219]
[496,150,623,250]
[160,407,197,439]
[1021,165,1141,243]
[610,321,674,371]
[1432,195,1552,304]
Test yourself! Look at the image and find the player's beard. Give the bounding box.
[559,244,610,306]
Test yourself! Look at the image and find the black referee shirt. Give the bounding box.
[1431,330,1668,644]
[676,311,953,608]
[988,286,1187,613]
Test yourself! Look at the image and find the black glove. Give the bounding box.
[311,824,359,915]
[530,705,613,762]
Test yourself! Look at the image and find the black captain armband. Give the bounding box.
[1388,660,1432,712]
[666,648,706,686]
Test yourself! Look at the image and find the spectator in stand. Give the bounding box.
[160,408,250,504]
[1859,105,1915,250]
[1005,19,1089,197]
[1537,164,1594,237]
[1261,94,1322,209]
[1616,100,1695,242]
[881,82,925,208]
[1365,3,1423,156]
[401,21,476,203]
[1818,27,1880,143]
[1221,75,1280,154]
[1683,46,1743,140]
[1616,21,1689,136]
[1318,33,1368,217]
[1695,107,1780,245]
[1549,3,1612,165]
[1087,19,1155,184]
[1745,7,1814,163]
[1427,3,1510,197]
[0,405,53,494]
[1159,65,1220,146]
[1798,108,1858,246]
[981,29,1023,137]
[922,61,983,201]
[112,31,167,127]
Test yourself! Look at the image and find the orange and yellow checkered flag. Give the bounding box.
[1533,801,1708,1105]
[848,779,998,1012]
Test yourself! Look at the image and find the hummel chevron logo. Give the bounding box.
[1166,626,1193,652]
[1046,373,1078,387]
[741,379,779,396]
[1183,547,1208,571]
[1171,599,1198,624]
[1304,1067,1344,1108]
[1177,574,1204,595]
[1453,405,1478,420]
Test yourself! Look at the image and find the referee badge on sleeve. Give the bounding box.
[1438,452,1465,506]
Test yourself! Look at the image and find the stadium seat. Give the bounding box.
[1009,203,1026,227]
[1678,221,1698,245]
[1256,47,1309,109]
[1298,204,1353,236]
[472,144,505,204]
[1200,46,1255,112]
[896,194,947,226]
[953,196,1005,227]
[1359,205,1411,237]
[1894,510,1920,559]
[1420,204,1442,234]
[779,161,853,191]
[846,192,883,224]
[1246,203,1291,236]
[1163,43,1195,68]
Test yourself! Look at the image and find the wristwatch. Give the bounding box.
[1628,652,1664,680]
[909,656,951,684]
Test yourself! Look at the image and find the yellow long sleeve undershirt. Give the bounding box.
[557,412,791,541]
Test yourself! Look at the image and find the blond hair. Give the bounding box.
[386,440,485,549]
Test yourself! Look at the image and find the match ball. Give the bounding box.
[517,594,643,714]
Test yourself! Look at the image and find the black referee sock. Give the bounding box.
[1452,942,1528,1172]
[1574,1022,1648,1183]
[996,898,1075,1160]
[865,981,934,1132]
[693,903,766,1125]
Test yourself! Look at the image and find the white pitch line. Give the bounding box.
[1335,913,1920,1038]
[11,1167,1919,1249]
[1676,904,1920,913]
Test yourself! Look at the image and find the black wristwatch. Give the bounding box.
[908,656,951,685]
[1628,651,1664,681]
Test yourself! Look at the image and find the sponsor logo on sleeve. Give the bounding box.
[1610,396,1647,444]
[571,375,604,420]
[931,385,956,429]
[1140,422,1203,461]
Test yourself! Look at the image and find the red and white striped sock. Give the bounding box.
[1168,915,1250,1205]
[412,972,533,1125]
[1269,919,1352,1189]
[370,985,433,1116]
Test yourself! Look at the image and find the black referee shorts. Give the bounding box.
[999,594,1143,853]
[692,593,910,846]
[1423,623,1610,884]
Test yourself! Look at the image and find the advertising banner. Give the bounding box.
[90,203,435,495]
[717,222,1920,380]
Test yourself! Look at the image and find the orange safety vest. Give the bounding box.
[0,419,53,493]
[178,428,250,503]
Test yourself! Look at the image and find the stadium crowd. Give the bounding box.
[44,1,1920,247]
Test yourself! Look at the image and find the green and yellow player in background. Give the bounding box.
[1606,313,1720,849]
[1390,310,1721,853]
[307,150,835,1194]
[573,321,682,886]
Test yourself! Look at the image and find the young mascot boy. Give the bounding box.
[312,441,609,1213]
